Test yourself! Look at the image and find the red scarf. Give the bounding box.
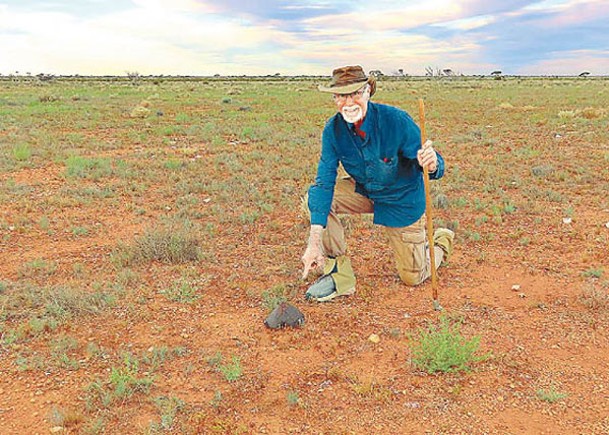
[353,119,366,138]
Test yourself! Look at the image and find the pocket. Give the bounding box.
[399,224,426,275]
[367,157,398,191]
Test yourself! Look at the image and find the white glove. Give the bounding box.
[417,139,438,172]
[301,224,325,280]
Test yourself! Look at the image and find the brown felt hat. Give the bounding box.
[318,65,376,96]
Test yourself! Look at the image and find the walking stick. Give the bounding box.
[418,99,442,311]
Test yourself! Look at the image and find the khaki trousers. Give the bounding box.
[317,177,442,286]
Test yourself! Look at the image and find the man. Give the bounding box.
[301,65,454,302]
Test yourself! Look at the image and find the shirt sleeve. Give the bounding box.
[307,123,339,227]
[398,110,445,180]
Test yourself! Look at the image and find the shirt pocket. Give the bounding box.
[367,157,398,192]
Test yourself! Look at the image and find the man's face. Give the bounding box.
[334,84,370,124]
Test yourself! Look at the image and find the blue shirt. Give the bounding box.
[308,102,445,228]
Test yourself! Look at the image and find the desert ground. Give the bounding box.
[0,75,608,434]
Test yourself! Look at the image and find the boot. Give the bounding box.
[305,256,356,302]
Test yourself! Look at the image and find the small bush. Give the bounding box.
[161,278,200,303]
[531,165,554,177]
[12,144,32,161]
[218,356,242,382]
[110,354,154,399]
[152,396,185,431]
[261,285,286,312]
[64,156,113,179]
[409,315,489,374]
[114,218,202,266]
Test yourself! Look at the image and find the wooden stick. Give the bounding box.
[418,99,440,309]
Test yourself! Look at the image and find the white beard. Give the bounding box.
[341,104,363,124]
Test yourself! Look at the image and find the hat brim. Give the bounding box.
[318,79,369,94]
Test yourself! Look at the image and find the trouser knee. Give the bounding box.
[397,269,424,286]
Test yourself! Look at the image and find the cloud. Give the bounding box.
[0,2,294,75]
[0,0,607,76]
[516,49,609,75]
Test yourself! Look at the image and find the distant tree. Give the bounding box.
[490,70,502,76]
[579,71,590,77]
[37,73,54,82]
[425,66,443,77]
[126,71,141,85]
[369,70,384,77]
[442,68,454,76]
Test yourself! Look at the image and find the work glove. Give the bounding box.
[301,224,325,280]
[417,139,438,173]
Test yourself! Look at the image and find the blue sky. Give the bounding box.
[1,0,608,76]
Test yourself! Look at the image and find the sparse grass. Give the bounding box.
[1,76,608,434]
[210,390,223,409]
[209,353,243,383]
[150,396,185,431]
[71,226,89,236]
[112,217,202,266]
[86,353,154,409]
[261,284,287,311]
[18,258,57,280]
[48,406,85,429]
[286,391,301,406]
[580,282,609,310]
[536,386,568,403]
[349,376,392,403]
[1,282,116,323]
[12,143,32,161]
[409,315,489,374]
[160,277,200,303]
[64,155,113,179]
[582,267,604,279]
[219,356,243,382]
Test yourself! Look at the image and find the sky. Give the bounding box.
[1,0,608,76]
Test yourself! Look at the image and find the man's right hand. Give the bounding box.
[301,225,325,280]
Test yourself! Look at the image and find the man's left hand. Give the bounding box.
[417,139,437,173]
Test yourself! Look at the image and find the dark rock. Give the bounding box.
[264,302,305,329]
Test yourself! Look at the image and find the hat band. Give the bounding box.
[331,77,368,87]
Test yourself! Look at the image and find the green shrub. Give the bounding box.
[113,218,202,266]
[409,315,489,373]
[536,386,567,403]
[161,278,200,303]
[261,284,286,312]
[218,356,242,382]
[64,156,113,179]
[12,143,32,161]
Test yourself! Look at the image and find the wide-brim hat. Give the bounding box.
[318,65,376,96]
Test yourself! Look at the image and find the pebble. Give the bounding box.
[368,334,380,344]
[562,217,572,224]
[605,222,609,229]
